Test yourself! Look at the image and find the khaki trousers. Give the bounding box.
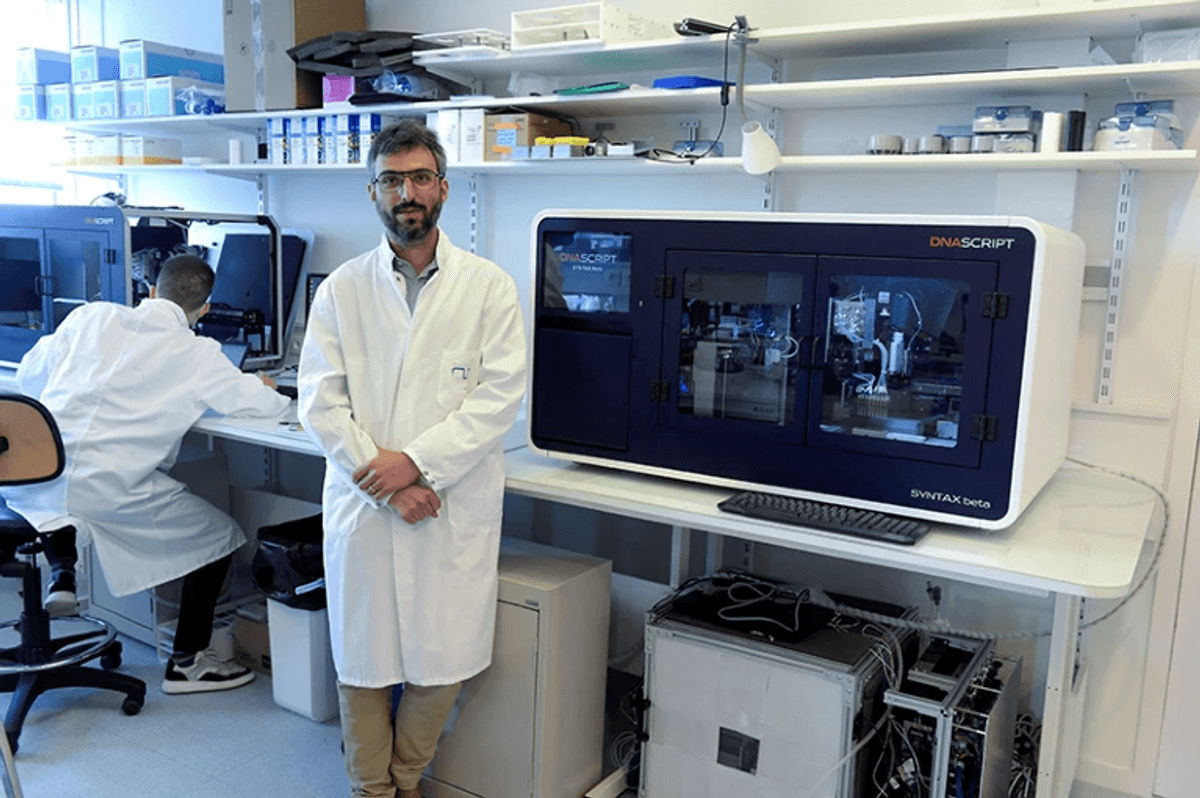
[337,680,462,796]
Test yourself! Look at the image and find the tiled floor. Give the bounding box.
[0,579,641,798]
[0,582,347,798]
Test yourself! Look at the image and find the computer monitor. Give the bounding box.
[220,340,250,369]
[198,227,313,368]
[306,273,327,319]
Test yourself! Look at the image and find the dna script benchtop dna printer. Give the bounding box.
[527,210,1085,530]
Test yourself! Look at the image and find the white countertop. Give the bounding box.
[504,448,1159,599]
[6,365,1155,599]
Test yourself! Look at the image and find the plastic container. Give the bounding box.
[1094,100,1183,151]
[511,3,672,49]
[267,599,339,722]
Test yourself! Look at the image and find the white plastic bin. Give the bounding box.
[266,599,339,722]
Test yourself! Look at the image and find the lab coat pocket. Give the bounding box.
[437,349,482,411]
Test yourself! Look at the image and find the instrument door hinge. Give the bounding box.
[971,414,999,442]
[981,292,1010,319]
[654,275,675,299]
[33,274,56,296]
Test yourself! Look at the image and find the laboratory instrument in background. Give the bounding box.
[642,572,915,798]
[528,210,1085,530]
[880,635,1021,798]
[0,205,311,371]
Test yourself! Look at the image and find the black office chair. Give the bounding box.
[0,394,146,754]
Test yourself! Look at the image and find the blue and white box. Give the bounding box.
[322,115,339,164]
[336,114,357,164]
[72,83,95,120]
[358,113,384,160]
[15,85,47,120]
[70,45,120,84]
[46,83,72,122]
[15,48,71,85]
[121,79,146,118]
[267,117,290,165]
[91,80,120,119]
[119,39,224,83]
[145,76,225,116]
[304,117,333,165]
[289,117,307,165]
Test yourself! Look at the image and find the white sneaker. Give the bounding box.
[44,588,79,617]
[162,650,255,694]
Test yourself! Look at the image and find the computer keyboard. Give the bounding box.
[717,491,931,545]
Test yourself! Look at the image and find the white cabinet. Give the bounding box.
[424,537,612,798]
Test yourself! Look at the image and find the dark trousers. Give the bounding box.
[43,526,79,586]
[43,528,231,659]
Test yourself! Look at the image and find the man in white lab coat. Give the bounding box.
[297,120,526,798]
[0,254,291,694]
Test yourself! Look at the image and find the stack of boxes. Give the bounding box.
[266,112,388,166]
[15,48,71,121]
[119,40,225,119]
[13,40,225,167]
[425,109,574,165]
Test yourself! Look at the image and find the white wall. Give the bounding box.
[38,0,1200,795]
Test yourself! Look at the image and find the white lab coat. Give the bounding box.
[297,231,526,688]
[1,299,290,597]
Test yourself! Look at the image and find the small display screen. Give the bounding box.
[542,230,631,313]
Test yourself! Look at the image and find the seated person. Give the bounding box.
[0,254,290,694]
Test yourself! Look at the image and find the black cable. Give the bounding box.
[651,21,736,165]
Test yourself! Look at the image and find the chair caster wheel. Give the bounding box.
[101,652,121,670]
[122,697,143,716]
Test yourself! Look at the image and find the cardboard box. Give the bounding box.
[459,108,486,164]
[427,109,460,164]
[268,117,291,164]
[358,113,386,159]
[15,48,71,85]
[76,133,122,166]
[71,45,120,84]
[336,113,383,164]
[322,114,338,164]
[14,85,47,120]
[59,134,78,166]
[145,76,225,116]
[46,83,72,122]
[119,39,224,83]
[289,117,310,164]
[223,0,366,112]
[303,116,335,164]
[122,135,183,165]
[72,83,94,120]
[485,112,571,161]
[91,80,120,119]
[322,74,355,105]
[233,603,272,675]
[121,79,146,118]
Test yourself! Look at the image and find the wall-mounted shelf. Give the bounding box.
[60,60,1200,139]
[57,58,1200,144]
[411,0,1200,79]
[747,61,1200,111]
[65,148,1197,181]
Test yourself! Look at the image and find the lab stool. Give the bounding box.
[0,510,146,753]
